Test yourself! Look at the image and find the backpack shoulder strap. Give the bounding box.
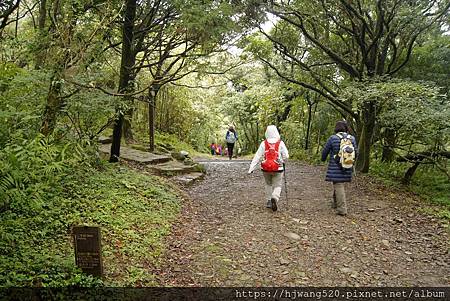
[274,140,280,151]
[264,140,280,150]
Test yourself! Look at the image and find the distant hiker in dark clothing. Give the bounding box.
[321,121,357,216]
[210,142,217,155]
[248,125,289,212]
[225,125,238,160]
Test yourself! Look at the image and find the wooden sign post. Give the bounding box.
[72,226,103,277]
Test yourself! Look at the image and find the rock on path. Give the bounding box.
[154,159,449,286]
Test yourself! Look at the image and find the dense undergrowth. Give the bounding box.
[370,162,450,220]
[0,136,181,287]
[142,132,198,155]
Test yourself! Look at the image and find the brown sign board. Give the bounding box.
[72,226,103,277]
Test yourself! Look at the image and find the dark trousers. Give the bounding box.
[227,143,235,159]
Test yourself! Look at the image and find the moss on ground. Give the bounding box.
[0,162,181,286]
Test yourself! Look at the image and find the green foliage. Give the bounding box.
[154,85,202,144]
[288,148,322,165]
[60,86,117,141]
[132,122,198,155]
[0,149,181,286]
[377,80,449,142]
[218,64,288,153]
[411,166,450,207]
[245,33,274,59]
[132,76,230,153]
[279,99,338,158]
[370,161,409,186]
[0,62,119,144]
[0,64,49,146]
[0,134,93,213]
[342,78,449,177]
[0,137,101,286]
[155,132,197,155]
[370,160,450,220]
[64,164,181,286]
[1,3,449,286]
[341,79,448,137]
[398,35,450,97]
[179,0,237,47]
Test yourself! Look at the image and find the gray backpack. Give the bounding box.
[226,131,237,143]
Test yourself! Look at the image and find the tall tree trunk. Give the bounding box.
[123,109,135,143]
[148,83,160,152]
[381,128,396,162]
[356,102,376,173]
[40,73,62,136]
[35,0,47,69]
[158,87,164,132]
[305,101,313,150]
[39,0,82,136]
[122,75,137,144]
[110,0,137,162]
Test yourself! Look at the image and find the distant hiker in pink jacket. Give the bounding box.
[248,125,289,211]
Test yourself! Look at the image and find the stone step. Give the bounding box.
[98,136,113,144]
[99,144,172,165]
[148,161,198,176]
[172,172,205,185]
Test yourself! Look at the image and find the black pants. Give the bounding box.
[227,143,235,159]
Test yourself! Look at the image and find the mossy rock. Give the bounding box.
[173,172,205,185]
[183,157,195,165]
[192,163,206,173]
[171,151,188,161]
[149,161,196,176]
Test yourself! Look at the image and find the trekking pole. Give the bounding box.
[283,163,288,209]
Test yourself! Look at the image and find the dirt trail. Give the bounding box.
[155,158,449,286]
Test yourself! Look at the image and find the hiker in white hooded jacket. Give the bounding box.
[248,125,289,211]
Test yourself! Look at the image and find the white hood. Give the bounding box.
[265,125,280,143]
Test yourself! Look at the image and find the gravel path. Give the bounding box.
[155,158,449,286]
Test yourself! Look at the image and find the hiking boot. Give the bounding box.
[271,198,278,212]
[266,200,272,208]
[336,211,347,216]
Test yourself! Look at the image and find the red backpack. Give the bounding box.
[261,140,281,172]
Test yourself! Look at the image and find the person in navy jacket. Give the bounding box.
[321,121,357,216]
